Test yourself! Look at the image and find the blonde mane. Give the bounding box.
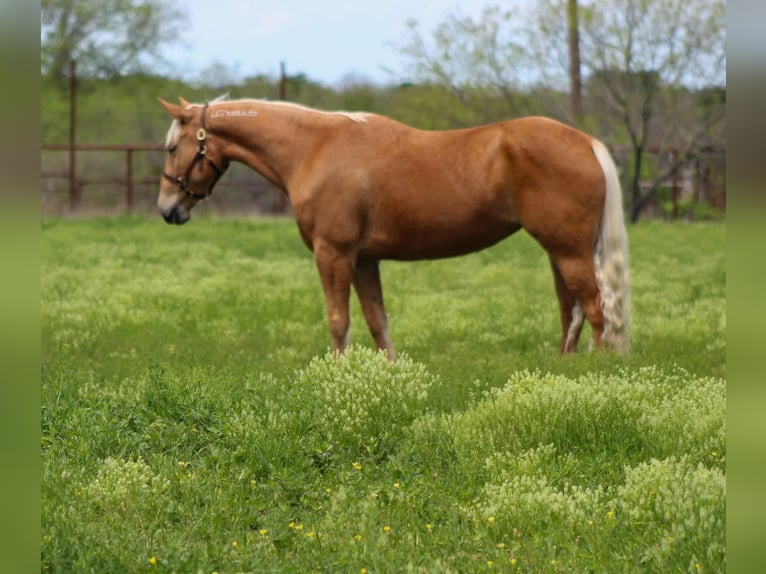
[165,96,369,147]
[164,120,180,148]
[241,99,370,124]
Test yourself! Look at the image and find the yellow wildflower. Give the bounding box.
[148,556,157,566]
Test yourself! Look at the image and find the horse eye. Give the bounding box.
[167,145,178,155]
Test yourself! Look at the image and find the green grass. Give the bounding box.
[41,217,725,573]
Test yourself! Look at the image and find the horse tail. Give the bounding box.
[590,139,631,354]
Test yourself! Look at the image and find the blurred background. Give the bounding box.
[40,0,726,222]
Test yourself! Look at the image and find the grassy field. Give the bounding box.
[41,217,725,573]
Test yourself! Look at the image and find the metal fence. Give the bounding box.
[40,144,289,217]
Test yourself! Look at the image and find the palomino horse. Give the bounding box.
[157,97,630,359]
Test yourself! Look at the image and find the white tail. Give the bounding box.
[590,140,631,354]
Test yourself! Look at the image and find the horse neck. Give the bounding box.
[208,100,335,191]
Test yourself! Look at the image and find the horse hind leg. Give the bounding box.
[550,254,605,351]
[551,259,585,353]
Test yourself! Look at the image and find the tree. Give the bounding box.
[394,6,545,124]
[567,0,582,126]
[576,0,725,221]
[41,0,187,85]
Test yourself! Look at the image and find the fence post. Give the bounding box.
[69,59,77,210]
[670,148,679,221]
[126,149,134,212]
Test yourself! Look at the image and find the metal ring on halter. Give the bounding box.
[197,128,206,141]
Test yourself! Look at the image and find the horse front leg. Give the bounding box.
[314,240,354,355]
[353,261,395,361]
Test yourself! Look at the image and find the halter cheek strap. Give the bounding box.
[163,103,229,200]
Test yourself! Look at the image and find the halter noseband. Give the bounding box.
[163,103,228,200]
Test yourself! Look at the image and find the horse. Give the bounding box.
[157,96,630,360]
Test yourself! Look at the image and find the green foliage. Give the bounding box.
[293,348,438,456]
[618,458,725,570]
[42,218,725,572]
[41,0,186,83]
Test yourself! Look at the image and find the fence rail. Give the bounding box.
[41,143,164,211]
[40,143,289,215]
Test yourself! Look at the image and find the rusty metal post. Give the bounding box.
[279,61,287,101]
[126,149,134,212]
[670,148,679,221]
[69,59,77,210]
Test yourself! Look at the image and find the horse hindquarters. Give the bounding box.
[548,140,630,354]
[519,132,629,354]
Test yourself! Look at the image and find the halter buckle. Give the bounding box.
[196,128,207,141]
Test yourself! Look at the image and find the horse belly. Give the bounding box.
[360,207,520,261]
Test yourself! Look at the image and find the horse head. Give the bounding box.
[157,98,229,224]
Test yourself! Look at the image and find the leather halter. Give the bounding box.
[163,103,228,200]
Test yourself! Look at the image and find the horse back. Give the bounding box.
[293,115,606,261]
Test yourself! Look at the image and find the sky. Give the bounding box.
[163,0,507,86]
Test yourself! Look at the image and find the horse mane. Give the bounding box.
[165,95,369,147]
[198,95,369,123]
[245,99,370,124]
[164,121,181,148]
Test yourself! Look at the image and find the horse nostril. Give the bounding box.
[161,205,190,225]
[162,205,182,224]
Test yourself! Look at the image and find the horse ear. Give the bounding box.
[178,97,191,108]
[158,97,191,123]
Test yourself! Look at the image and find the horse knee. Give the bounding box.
[327,312,349,346]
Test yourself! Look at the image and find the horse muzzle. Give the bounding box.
[161,205,191,225]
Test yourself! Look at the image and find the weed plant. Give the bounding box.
[41,218,725,572]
